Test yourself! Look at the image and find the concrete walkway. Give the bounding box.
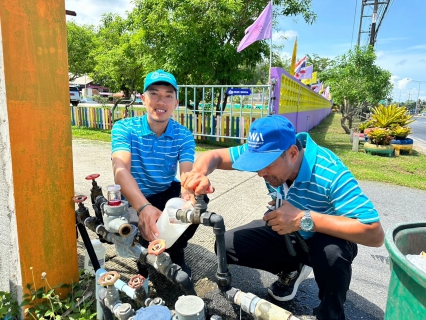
[73,139,426,320]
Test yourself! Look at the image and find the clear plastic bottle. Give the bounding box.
[107,184,121,206]
[84,239,106,275]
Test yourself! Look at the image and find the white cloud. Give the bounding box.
[376,51,385,59]
[397,78,412,90]
[65,0,134,26]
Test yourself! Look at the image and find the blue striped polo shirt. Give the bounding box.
[111,115,195,197]
[229,132,380,239]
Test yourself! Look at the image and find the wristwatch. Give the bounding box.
[300,210,315,232]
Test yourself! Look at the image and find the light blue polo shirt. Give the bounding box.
[111,115,195,197]
[229,132,380,239]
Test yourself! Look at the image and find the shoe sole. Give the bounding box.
[268,265,313,302]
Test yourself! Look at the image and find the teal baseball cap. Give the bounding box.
[143,69,178,92]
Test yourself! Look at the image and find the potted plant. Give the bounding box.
[364,127,395,157]
[390,125,414,156]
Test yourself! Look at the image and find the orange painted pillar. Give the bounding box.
[0,0,78,298]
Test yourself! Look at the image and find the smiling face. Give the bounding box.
[142,84,178,124]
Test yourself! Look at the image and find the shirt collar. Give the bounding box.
[295,132,317,182]
[140,114,174,138]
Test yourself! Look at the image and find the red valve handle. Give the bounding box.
[128,274,147,289]
[148,239,166,256]
[72,195,87,203]
[85,173,100,180]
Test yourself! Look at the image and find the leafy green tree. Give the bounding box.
[306,53,332,74]
[91,13,148,97]
[320,45,393,133]
[67,22,96,81]
[128,0,315,111]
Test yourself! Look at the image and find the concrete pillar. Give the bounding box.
[0,0,78,304]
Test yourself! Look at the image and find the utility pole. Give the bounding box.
[411,80,426,114]
[357,0,391,47]
[369,0,379,46]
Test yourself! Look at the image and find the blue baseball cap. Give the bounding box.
[232,115,296,172]
[143,69,178,92]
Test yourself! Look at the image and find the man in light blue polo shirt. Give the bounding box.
[181,115,385,320]
[111,69,197,277]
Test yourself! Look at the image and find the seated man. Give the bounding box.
[181,115,384,320]
[111,69,197,276]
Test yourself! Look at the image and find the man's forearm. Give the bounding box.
[114,167,149,209]
[312,212,384,247]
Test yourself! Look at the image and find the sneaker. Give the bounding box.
[268,264,312,301]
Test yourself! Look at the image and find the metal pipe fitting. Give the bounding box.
[227,288,300,320]
[145,252,196,295]
[102,201,132,236]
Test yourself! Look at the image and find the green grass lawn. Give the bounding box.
[72,112,426,191]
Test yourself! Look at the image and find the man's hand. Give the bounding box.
[138,205,162,241]
[263,200,303,235]
[181,171,214,195]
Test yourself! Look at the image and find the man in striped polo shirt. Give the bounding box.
[111,70,198,278]
[181,115,384,320]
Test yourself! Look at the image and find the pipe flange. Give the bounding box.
[128,274,147,289]
[98,271,120,286]
[148,239,166,255]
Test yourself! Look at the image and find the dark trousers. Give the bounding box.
[224,219,358,320]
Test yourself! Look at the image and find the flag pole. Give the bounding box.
[268,1,273,115]
[269,0,273,81]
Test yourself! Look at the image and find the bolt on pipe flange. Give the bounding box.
[128,274,146,289]
[98,271,120,286]
[148,239,166,255]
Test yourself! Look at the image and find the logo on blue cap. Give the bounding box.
[232,116,297,172]
[144,69,178,92]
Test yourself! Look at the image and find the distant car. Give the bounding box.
[69,86,81,106]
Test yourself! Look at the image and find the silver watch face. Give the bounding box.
[300,217,314,231]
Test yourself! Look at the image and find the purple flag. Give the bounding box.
[300,65,313,79]
[237,2,272,52]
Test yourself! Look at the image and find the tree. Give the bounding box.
[127,0,316,112]
[67,22,96,81]
[320,45,393,133]
[306,54,332,74]
[90,14,148,97]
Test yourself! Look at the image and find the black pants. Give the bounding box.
[224,219,358,320]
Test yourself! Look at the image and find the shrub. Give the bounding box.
[370,104,415,128]
[391,125,412,139]
[366,127,394,145]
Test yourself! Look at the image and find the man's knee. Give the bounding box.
[309,233,358,270]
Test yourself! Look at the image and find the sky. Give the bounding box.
[65,0,426,102]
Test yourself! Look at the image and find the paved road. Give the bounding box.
[411,116,426,152]
[72,139,426,320]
